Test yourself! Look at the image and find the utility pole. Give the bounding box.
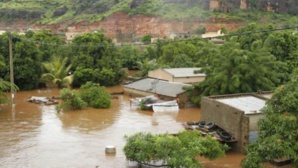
[8,32,14,106]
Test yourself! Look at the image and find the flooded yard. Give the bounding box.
[0,86,289,168]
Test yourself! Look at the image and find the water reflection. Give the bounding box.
[0,87,289,168]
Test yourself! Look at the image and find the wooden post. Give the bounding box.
[8,32,14,105]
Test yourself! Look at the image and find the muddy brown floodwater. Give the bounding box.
[0,86,292,168]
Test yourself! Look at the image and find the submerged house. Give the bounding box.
[123,78,191,108]
[148,68,206,84]
[201,92,272,153]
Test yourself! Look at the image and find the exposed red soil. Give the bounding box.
[1,12,245,38]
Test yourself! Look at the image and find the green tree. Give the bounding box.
[143,40,164,60]
[170,53,194,67]
[71,32,125,87]
[0,33,43,90]
[0,78,19,105]
[133,59,160,78]
[194,40,219,67]
[40,56,73,88]
[158,41,197,66]
[30,30,66,62]
[123,130,228,167]
[263,32,298,81]
[118,46,143,70]
[72,67,100,87]
[233,23,273,50]
[0,54,7,81]
[241,68,298,168]
[141,34,152,44]
[79,82,111,108]
[57,88,87,111]
[190,39,285,105]
[194,27,206,34]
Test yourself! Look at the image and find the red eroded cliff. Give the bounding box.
[63,13,244,38]
[9,12,244,38]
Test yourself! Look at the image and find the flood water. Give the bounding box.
[0,86,291,168]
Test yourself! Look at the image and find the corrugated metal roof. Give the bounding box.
[163,68,206,77]
[216,96,266,114]
[123,78,191,97]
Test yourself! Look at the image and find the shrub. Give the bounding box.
[57,88,87,111]
[79,82,111,108]
[123,130,228,167]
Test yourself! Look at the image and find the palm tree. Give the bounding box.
[40,56,73,88]
[0,78,19,104]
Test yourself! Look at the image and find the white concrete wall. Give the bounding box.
[247,113,264,131]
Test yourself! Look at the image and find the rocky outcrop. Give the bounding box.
[0,12,243,40]
[203,0,298,14]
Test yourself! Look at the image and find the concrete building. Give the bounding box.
[201,92,272,153]
[148,68,206,84]
[201,30,224,39]
[123,78,191,107]
[169,32,192,39]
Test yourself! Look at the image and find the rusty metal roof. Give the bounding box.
[123,78,191,97]
[216,96,266,114]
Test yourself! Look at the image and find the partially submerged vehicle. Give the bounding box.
[152,100,179,113]
[130,95,179,112]
[28,96,58,105]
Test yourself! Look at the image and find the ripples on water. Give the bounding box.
[0,87,289,168]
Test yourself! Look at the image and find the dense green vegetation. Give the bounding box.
[0,20,297,166]
[0,79,18,105]
[79,82,111,109]
[57,88,87,111]
[57,82,111,111]
[71,32,125,87]
[0,24,297,101]
[40,56,73,88]
[241,68,298,167]
[186,25,298,105]
[0,30,125,107]
[0,0,298,27]
[123,130,228,167]
[0,1,297,165]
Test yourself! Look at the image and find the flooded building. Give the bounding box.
[201,92,272,153]
[148,68,206,84]
[123,78,191,108]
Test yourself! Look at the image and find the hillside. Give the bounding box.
[0,0,298,39]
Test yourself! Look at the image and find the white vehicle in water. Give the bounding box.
[152,100,179,113]
[130,95,179,112]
